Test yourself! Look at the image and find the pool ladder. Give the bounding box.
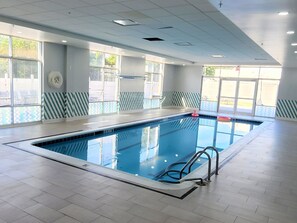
[156,146,219,185]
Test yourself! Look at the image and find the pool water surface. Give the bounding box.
[36,115,260,181]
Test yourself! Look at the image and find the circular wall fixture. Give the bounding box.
[48,71,63,89]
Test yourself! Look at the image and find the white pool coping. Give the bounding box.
[7,112,271,198]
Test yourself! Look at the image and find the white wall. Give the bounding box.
[163,64,177,92]
[43,42,66,93]
[278,67,297,100]
[66,46,89,93]
[174,65,203,93]
[120,56,145,92]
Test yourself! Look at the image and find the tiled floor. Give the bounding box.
[1,109,297,223]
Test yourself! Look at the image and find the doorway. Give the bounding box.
[218,79,257,115]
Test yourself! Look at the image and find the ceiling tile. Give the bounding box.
[121,0,158,10]
[32,1,67,11]
[149,0,188,8]
[49,0,90,8]
[56,9,87,17]
[166,5,201,16]
[116,10,149,19]
[74,6,109,16]
[81,0,113,5]
[0,7,29,16]
[14,4,47,14]
[140,8,171,18]
[97,3,131,13]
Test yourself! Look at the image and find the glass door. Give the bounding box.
[236,81,256,115]
[218,79,257,115]
[219,80,237,113]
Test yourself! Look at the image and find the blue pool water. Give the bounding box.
[37,115,260,181]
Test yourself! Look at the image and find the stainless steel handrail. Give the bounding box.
[203,146,219,175]
[157,146,219,183]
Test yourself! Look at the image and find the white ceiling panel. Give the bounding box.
[50,0,89,8]
[166,5,202,16]
[149,0,188,8]
[140,8,172,18]
[0,0,289,66]
[74,6,109,16]
[121,0,158,10]
[97,3,131,13]
[0,7,29,17]
[0,0,24,8]
[32,1,67,11]
[81,0,113,5]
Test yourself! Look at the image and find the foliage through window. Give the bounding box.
[144,61,164,109]
[201,66,281,118]
[89,51,119,115]
[0,34,41,126]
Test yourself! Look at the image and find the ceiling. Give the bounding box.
[0,0,294,67]
[209,0,297,68]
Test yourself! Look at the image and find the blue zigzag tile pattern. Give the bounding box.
[162,91,174,107]
[43,92,66,120]
[43,92,89,120]
[276,99,297,119]
[119,92,144,111]
[66,92,89,118]
[162,91,200,108]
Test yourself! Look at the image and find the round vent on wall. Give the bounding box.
[48,71,63,89]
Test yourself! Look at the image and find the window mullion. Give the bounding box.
[8,36,14,124]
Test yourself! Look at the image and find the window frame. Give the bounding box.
[0,34,42,126]
[89,51,120,115]
[200,66,281,118]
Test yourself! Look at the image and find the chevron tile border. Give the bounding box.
[43,92,66,120]
[162,91,174,107]
[119,92,144,111]
[172,91,201,108]
[66,92,89,118]
[276,99,297,119]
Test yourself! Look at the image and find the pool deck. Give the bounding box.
[0,108,297,223]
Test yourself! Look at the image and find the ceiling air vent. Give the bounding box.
[158,26,173,29]
[174,42,193,46]
[254,58,268,61]
[143,37,164,41]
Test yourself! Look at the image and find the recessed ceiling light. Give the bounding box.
[113,19,139,26]
[278,11,289,16]
[294,51,297,54]
[291,43,297,46]
[62,40,67,43]
[16,31,22,34]
[141,55,145,58]
[212,54,224,58]
[287,31,295,34]
[182,64,186,66]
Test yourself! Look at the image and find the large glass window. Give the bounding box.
[89,51,119,115]
[0,34,41,126]
[144,61,164,109]
[201,66,281,118]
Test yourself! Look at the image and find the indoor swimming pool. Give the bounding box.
[34,115,260,182]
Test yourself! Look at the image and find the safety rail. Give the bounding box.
[160,96,166,106]
[156,146,219,184]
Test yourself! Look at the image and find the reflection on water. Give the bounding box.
[41,116,259,180]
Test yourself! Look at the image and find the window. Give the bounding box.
[144,61,164,109]
[201,66,281,118]
[89,51,119,115]
[0,34,41,126]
